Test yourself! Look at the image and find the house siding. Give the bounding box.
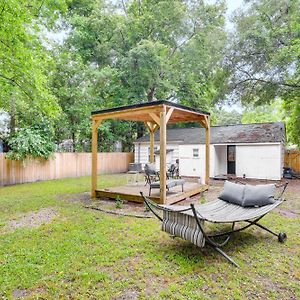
[134,142,283,181]
[134,143,179,170]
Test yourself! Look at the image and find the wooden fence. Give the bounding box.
[284,150,300,173]
[0,152,134,186]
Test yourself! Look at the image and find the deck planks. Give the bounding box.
[95,181,208,204]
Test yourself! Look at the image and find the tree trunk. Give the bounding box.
[147,87,156,102]
[72,132,76,152]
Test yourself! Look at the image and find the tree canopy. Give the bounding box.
[0,0,299,160]
[226,0,300,145]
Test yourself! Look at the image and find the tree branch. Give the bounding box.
[0,73,33,100]
[121,0,127,16]
[169,20,197,58]
[235,77,300,89]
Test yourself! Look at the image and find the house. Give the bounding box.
[134,122,286,182]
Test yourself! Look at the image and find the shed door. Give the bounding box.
[227,145,236,175]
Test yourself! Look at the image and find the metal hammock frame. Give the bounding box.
[141,182,288,267]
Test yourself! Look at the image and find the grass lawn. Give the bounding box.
[0,175,299,299]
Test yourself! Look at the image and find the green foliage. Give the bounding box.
[213,108,242,125]
[64,0,227,106]
[6,124,56,161]
[228,0,299,103]
[49,0,228,150]
[0,0,66,120]
[227,0,300,145]
[115,196,123,209]
[199,195,206,204]
[241,100,284,124]
[283,99,300,146]
[1,0,299,155]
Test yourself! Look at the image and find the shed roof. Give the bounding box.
[135,122,285,144]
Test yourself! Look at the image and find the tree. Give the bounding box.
[52,0,228,149]
[226,0,300,145]
[241,100,283,124]
[213,108,242,125]
[0,0,67,159]
[64,0,227,107]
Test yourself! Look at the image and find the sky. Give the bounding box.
[225,0,244,29]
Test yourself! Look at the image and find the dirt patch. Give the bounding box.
[113,289,140,300]
[12,287,45,299]
[59,192,93,205]
[60,192,154,218]
[277,208,299,219]
[4,208,58,233]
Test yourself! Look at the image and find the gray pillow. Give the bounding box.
[243,184,276,207]
[218,181,245,206]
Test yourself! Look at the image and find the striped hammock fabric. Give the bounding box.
[162,210,205,248]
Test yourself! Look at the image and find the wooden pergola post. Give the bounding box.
[150,128,155,163]
[159,105,167,203]
[145,122,157,163]
[205,116,210,185]
[91,119,101,198]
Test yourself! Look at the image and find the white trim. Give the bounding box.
[134,141,282,146]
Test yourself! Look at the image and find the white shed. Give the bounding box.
[134,122,285,183]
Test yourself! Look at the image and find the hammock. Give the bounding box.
[141,182,288,267]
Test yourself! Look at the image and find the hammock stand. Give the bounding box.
[141,182,288,267]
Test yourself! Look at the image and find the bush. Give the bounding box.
[115,196,123,209]
[6,126,55,161]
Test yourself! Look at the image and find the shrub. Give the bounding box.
[115,196,123,209]
[6,126,55,161]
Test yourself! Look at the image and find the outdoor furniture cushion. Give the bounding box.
[145,163,157,174]
[218,181,244,206]
[150,179,185,189]
[243,184,276,207]
[162,210,205,247]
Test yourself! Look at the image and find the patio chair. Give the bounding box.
[167,164,176,179]
[140,181,288,267]
[144,163,159,186]
[149,178,185,196]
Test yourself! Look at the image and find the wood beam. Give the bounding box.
[149,112,160,125]
[205,116,210,185]
[165,107,174,124]
[144,121,152,131]
[204,115,209,129]
[153,123,159,132]
[198,117,207,129]
[91,119,101,198]
[150,130,155,163]
[144,121,156,163]
[160,106,167,204]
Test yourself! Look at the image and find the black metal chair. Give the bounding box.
[144,163,159,186]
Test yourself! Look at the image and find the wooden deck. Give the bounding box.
[96,181,208,205]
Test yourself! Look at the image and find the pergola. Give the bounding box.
[91,100,210,204]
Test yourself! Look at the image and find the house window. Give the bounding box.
[193,148,199,158]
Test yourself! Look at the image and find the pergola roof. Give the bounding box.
[91,99,211,203]
[91,100,210,124]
